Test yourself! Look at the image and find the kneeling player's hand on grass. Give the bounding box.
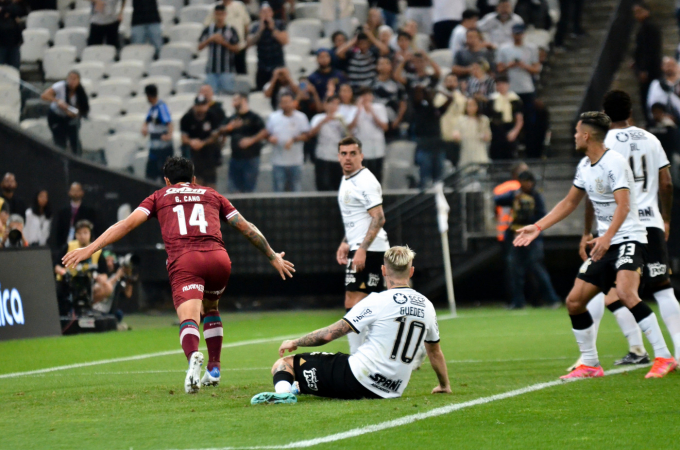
[279,340,298,357]
[579,233,593,261]
[337,241,350,265]
[432,385,451,394]
[587,235,611,262]
[270,251,295,280]
[513,225,540,247]
[62,247,94,269]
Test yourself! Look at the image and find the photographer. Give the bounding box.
[2,214,28,248]
[92,250,136,329]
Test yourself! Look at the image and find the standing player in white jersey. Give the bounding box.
[334,136,391,354]
[576,90,680,366]
[250,246,451,404]
[515,112,676,379]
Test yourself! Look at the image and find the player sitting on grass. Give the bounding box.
[251,246,451,404]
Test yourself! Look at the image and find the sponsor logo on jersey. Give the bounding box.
[400,306,425,318]
[182,283,204,292]
[303,368,319,391]
[616,132,629,142]
[638,207,654,218]
[409,295,426,307]
[647,263,667,277]
[393,293,408,304]
[629,131,647,140]
[369,373,403,393]
[596,214,614,222]
[352,308,373,323]
[165,187,207,196]
[608,170,616,184]
[367,273,380,287]
[595,177,605,194]
[579,259,592,274]
[616,256,633,269]
[204,287,226,295]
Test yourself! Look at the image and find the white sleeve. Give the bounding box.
[424,307,440,344]
[310,114,324,128]
[343,295,380,334]
[573,163,586,190]
[359,176,383,209]
[608,156,631,192]
[298,112,311,132]
[265,115,275,135]
[373,103,388,124]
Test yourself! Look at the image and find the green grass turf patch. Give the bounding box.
[0,307,678,450]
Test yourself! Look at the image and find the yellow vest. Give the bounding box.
[58,240,102,279]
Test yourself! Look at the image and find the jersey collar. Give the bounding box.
[590,149,609,167]
[345,167,365,180]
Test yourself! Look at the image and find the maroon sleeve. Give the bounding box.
[136,193,157,218]
[218,193,238,222]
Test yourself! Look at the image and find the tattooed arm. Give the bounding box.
[352,205,386,272]
[228,212,295,279]
[278,319,352,356]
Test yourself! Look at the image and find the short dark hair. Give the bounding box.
[357,32,369,41]
[331,30,347,42]
[466,27,481,36]
[517,171,536,183]
[163,157,194,184]
[579,111,611,141]
[496,74,509,84]
[325,94,340,103]
[214,4,225,11]
[234,91,249,101]
[357,86,373,96]
[634,0,650,11]
[602,90,632,122]
[278,90,295,102]
[397,30,412,40]
[338,136,362,152]
[462,9,479,20]
[144,84,158,98]
[651,102,666,112]
[75,219,93,232]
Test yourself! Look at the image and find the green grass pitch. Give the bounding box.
[1,307,679,450]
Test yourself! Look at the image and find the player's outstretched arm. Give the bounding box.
[61,210,148,268]
[227,213,295,280]
[425,342,451,394]
[514,186,586,247]
[278,319,352,357]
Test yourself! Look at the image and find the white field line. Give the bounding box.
[0,336,292,380]
[21,367,273,377]
[446,355,617,364]
[171,365,647,450]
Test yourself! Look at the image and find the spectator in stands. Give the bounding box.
[330,31,349,72]
[41,70,90,155]
[632,0,662,124]
[495,170,561,309]
[220,92,266,193]
[333,82,359,124]
[353,87,389,181]
[0,173,26,220]
[0,200,8,244]
[555,0,585,49]
[180,95,223,188]
[452,28,495,80]
[266,0,293,22]
[514,0,551,31]
[309,95,347,191]
[296,76,323,121]
[648,103,679,159]
[432,0,464,49]
[264,67,298,110]
[366,7,383,36]
[141,84,173,182]
[487,75,523,160]
[451,97,491,167]
[199,4,240,95]
[395,51,441,93]
[434,73,467,164]
[130,0,163,56]
[393,30,416,74]
[449,9,479,56]
[467,59,496,102]
[87,0,124,48]
[308,49,347,101]
[205,0,251,75]
[336,31,388,91]
[646,57,680,122]
[372,56,408,139]
[493,161,527,241]
[266,91,311,192]
[377,25,395,60]
[248,2,288,91]
[477,0,524,49]
[405,0,432,38]
[52,182,98,248]
[199,84,227,126]
[24,189,51,246]
[410,85,443,188]
[374,0,399,29]
[0,0,28,69]
[2,213,27,247]
[320,0,354,38]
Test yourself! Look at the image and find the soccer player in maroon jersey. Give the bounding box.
[62,157,295,393]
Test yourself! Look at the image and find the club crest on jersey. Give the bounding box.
[164,187,207,196]
[303,368,318,391]
[393,293,408,304]
[616,132,629,142]
[595,177,605,194]
[343,190,351,204]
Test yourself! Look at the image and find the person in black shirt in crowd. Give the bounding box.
[198,83,228,168]
[648,103,679,160]
[487,75,523,160]
[410,85,443,188]
[0,0,28,69]
[130,0,163,56]
[180,95,223,188]
[296,76,323,162]
[372,0,399,28]
[263,67,298,110]
[248,2,289,91]
[51,182,98,251]
[308,48,347,101]
[330,30,349,73]
[219,92,266,193]
[372,56,408,140]
[0,173,26,220]
[395,51,441,93]
[632,1,662,124]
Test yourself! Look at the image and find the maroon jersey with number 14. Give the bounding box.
[135,183,239,267]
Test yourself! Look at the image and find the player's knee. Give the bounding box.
[271,356,294,376]
[565,294,582,314]
[202,299,219,313]
[615,286,637,305]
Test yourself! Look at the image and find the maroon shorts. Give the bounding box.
[168,250,232,308]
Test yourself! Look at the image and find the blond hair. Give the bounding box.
[384,246,416,276]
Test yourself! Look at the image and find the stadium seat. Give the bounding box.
[107,60,146,82]
[124,96,151,115]
[0,65,20,84]
[287,19,323,50]
[428,49,453,70]
[383,161,414,190]
[72,61,106,83]
[255,164,273,193]
[20,28,50,63]
[74,0,91,9]
[80,77,97,96]
[43,46,78,80]
[159,5,177,37]
[188,0,214,4]
[139,76,173,98]
[284,37,312,57]
[0,85,20,110]
[176,78,203,94]
[120,44,156,68]
[20,118,51,142]
[148,59,185,87]
[168,23,203,44]
[352,0,369,24]
[248,92,272,117]
[64,9,91,29]
[119,6,133,39]
[22,98,50,119]
[300,56,317,77]
[525,29,551,50]
[54,27,89,58]
[57,0,74,14]
[245,56,257,83]
[159,42,195,68]
[294,2,319,19]
[81,45,117,66]
[158,0,184,13]
[386,140,417,163]
[180,5,212,24]
[165,94,195,116]
[414,33,430,51]
[26,10,60,41]
[90,95,124,117]
[234,74,252,93]
[98,77,134,98]
[285,54,304,78]
[132,150,149,178]
[105,133,141,169]
[187,58,207,79]
[0,105,20,123]
[314,37,332,51]
[80,114,113,151]
[113,114,146,134]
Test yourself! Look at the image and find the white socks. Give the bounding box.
[572,324,599,367]
[347,332,364,355]
[586,293,605,334]
[275,380,292,394]
[637,313,672,359]
[611,305,646,355]
[653,288,680,359]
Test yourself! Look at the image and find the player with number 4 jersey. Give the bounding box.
[62,157,295,393]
